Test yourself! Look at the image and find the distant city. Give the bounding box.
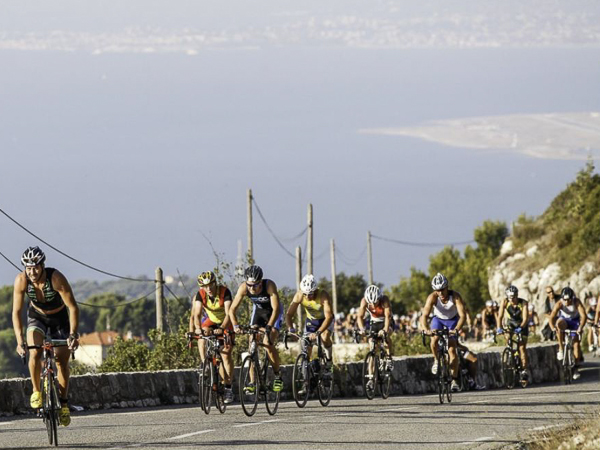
[1,2,600,53]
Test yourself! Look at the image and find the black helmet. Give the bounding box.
[21,246,46,267]
[561,287,575,301]
[505,285,518,299]
[244,265,263,284]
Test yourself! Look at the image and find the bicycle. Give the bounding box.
[284,331,333,408]
[357,330,392,400]
[498,330,528,389]
[457,346,472,392]
[237,326,281,417]
[423,329,452,404]
[24,337,72,447]
[188,332,229,414]
[561,330,580,384]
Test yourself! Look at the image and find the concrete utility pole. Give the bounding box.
[155,267,164,331]
[296,246,303,330]
[330,239,338,318]
[247,189,253,263]
[307,203,313,275]
[367,231,374,285]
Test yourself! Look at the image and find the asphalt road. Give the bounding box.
[1,355,598,450]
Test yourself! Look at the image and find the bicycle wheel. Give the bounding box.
[563,346,573,385]
[501,348,515,389]
[214,362,226,414]
[442,353,452,404]
[292,353,310,408]
[379,354,392,400]
[200,358,213,414]
[437,358,445,404]
[317,356,333,407]
[362,352,377,400]
[263,354,280,416]
[47,373,59,446]
[239,355,259,417]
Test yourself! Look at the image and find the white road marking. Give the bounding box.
[577,391,600,396]
[168,429,215,440]
[468,400,490,404]
[378,407,418,412]
[233,419,283,428]
[510,395,552,400]
[0,422,14,426]
[459,436,494,445]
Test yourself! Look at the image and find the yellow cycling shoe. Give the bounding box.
[30,391,42,409]
[59,405,71,427]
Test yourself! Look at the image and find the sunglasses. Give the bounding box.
[246,281,261,288]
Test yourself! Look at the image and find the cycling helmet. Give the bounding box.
[492,301,499,308]
[21,246,46,267]
[476,313,482,319]
[485,300,493,307]
[528,303,535,312]
[505,285,518,299]
[244,265,263,284]
[300,274,317,295]
[431,273,448,290]
[590,297,598,307]
[197,271,216,286]
[364,285,382,305]
[561,287,575,301]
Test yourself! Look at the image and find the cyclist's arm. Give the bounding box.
[576,299,587,332]
[481,309,489,332]
[356,299,367,331]
[319,290,334,332]
[497,300,506,327]
[383,297,392,332]
[52,270,79,337]
[420,294,435,331]
[548,301,561,331]
[220,288,233,329]
[12,273,27,353]
[285,291,302,329]
[191,293,204,332]
[266,280,280,327]
[520,300,529,328]
[595,305,600,326]
[228,284,247,328]
[454,294,466,332]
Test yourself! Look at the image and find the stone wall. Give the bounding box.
[0,343,561,416]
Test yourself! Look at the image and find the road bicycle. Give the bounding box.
[237,326,281,417]
[24,337,72,446]
[423,329,453,404]
[498,330,528,389]
[188,332,229,414]
[457,346,473,392]
[284,331,333,408]
[357,330,392,400]
[561,330,580,384]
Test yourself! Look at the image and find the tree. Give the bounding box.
[385,267,430,314]
[317,272,368,314]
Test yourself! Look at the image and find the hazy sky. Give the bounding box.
[1,1,599,293]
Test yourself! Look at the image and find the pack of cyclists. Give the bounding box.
[11,246,599,420]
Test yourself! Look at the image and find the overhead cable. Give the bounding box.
[371,233,474,247]
[251,198,296,259]
[0,207,153,282]
[336,244,367,266]
[77,286,158,309]
[0,249,21,271]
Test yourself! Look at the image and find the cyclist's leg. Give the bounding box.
[556,318,567,353]
[264,329,281,373]
[321,329,333,362]
[221,340,234,385]
[26,309,47,395]
[55,346,71,398]
[448,339,459,378]
[518,335,528,370]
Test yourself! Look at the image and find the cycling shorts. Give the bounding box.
[507,319,529,337]
[27,307,70,343]
[558,316,580,331]
[250,306,283,330]
[201,317,235,344]
[368,319,394,335]
[304,318,334,334]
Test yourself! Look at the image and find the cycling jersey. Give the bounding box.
[505,298,526,323]
[301,290,325,320]
[196,285,232,325]
[25,268,64,311]
[433,291,458,320]
[366,300,386,323]
[483,310,496,327]
[247,279,273,310]
[559,301,580,320]
[586,306,596,322]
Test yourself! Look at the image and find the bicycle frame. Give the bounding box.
[562,330,579,384]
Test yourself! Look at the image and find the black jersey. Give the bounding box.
[25,268,64,311]
[247,279,273,311]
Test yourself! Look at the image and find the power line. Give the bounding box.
[251,197,296,259]
[336,244,367,266]
[371,233,474,248]
[77,286,158,309]
[0,249,21,271]
[0,207,153,282]
[281,226,308,243]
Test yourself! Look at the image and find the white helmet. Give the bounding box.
[21,246,46,267]
[300,274,317,295]
[364,285,382,305]
[485,300,493,307]
[431,273,448,290]
[528,304,534,311]
[590,297,597,307]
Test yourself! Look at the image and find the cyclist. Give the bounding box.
[549,287,586,379]
[456,342,486,390]
[472,313,483,341]
[11,246,79,427]
[357,285,394,391]
[527,304,540,334]
[286,274,334,365]
[229,265,283,392]
[497,285,530,382]
[481,300,497,341]
[420,273,467,393]
[191,271,235,404]
[585,296,597,352]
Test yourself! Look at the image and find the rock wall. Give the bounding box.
[0,344,561,416]
[489,238,600,311]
